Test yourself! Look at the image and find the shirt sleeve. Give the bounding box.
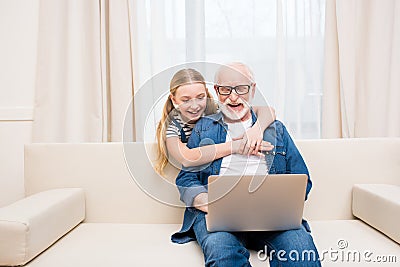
[166,121,179,138]
[281,123,312,200]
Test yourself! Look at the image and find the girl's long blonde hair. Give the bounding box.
[155,68,217,175]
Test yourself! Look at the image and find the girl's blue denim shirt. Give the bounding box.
[171,110,312,244]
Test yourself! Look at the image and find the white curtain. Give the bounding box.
[33,0,135,142]
[323,0,400,138]
[130,0,326,141]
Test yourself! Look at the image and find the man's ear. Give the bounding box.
[213,84,219,95]
[250,83,256,98]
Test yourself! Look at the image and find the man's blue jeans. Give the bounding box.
[193,212,321,267]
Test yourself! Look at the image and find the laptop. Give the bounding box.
[206,174,308,232]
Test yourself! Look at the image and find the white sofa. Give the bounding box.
[1,139,400,266]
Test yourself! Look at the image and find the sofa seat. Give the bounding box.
[26,220,400,267]
[25,224,204,267]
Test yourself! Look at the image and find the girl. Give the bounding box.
[155,68,275,175]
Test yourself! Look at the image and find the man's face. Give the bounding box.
[214,67,256,122]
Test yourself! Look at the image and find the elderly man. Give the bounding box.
[171,63,321,267]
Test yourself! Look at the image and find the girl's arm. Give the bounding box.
[252,106,276,134]
[166,136,241,167]
[239,106,276,155]
[166,106,276,167]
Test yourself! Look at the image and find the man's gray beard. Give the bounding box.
[218,103,250,122]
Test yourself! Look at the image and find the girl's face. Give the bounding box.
[171,83,207,123]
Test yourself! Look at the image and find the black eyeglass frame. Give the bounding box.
[214,84,252,96]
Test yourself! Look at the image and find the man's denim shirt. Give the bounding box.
[171,110,312,244]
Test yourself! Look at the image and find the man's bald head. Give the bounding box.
[214,62,255,85]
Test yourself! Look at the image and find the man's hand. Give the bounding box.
[193,192,208,213]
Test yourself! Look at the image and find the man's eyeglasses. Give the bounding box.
[215,85,251,96]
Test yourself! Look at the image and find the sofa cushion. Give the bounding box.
[352,184,400,244]
[311,220,400,266]
[0,188,85,266]
[26,224,205,267]
[25,221,400,267]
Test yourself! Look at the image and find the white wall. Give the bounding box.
[0,0,39,206]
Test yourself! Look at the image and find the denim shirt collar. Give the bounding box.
[208,108,257,126]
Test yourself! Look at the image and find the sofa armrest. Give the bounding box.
[0,188,85,266]
[353,184,400,244]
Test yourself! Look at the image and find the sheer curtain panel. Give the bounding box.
[130,0,326,141]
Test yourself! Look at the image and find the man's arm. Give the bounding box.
[281,123,312,200]
[192,192,208,213]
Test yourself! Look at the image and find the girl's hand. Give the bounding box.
[242,126,274,155]
[231,138,243,154]
[231,137,273,156]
